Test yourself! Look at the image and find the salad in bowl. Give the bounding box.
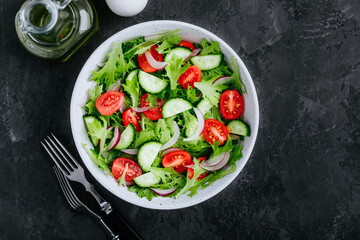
[71,20,259,209]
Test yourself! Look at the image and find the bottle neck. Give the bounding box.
[19,0,71,35]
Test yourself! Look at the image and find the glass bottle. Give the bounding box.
[15,0,98,61]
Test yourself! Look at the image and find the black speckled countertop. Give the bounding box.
[1,0,360,239]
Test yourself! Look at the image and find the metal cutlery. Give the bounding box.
[53,166,120,240]
[41,133,143,240]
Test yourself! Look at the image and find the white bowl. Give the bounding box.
[70,20,259,210]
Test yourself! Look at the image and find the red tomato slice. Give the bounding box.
[202,119,229,145]
[137,45,163,73]
[178,65,201,89]
[220,90,244,120]
[111,158,142,181]
[95,91,124,116]
[140,94,164,120]
[187,157,209,181]
[123,108,142,132]
[162,150,192,173]
[178,41,196,50]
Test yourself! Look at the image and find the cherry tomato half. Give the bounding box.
[123,108,142,132]
[162,150,192,173]
[220,90,244,120]
[178,65,201,89]
[140,94,164,120]
[202,119,229,145]
[187,157,209,181]
[137,45,163,73]
[111,158,142,181]
[178,41,196,50]
[95,91,124,116]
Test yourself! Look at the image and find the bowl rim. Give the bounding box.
[70,20,259,210]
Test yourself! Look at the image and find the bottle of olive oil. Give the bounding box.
[15,0,98,61]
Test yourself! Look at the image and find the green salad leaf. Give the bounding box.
[128,185,156,201]
[165,55,190,90]
[82,143,110,173]
[194,80,227,106]
[231,57,246,94]
[199,38,221,56]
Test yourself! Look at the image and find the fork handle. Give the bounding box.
[98,217,121,240]
[105,210,143,240]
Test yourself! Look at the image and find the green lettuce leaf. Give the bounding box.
[194,80,227,106]
[199,38,221,56]
[82,143,110,173]
[165,55,190,90]
[128,185,156,201]
[231,57,246,94]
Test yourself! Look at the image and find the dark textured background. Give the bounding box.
[1,0,360,239]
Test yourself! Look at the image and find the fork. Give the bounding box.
[41,133,143,240]
[53,166,120,240]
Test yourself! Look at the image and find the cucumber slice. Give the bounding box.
[227,120,250,136]
[190,54,223,70]
[197,98,213,116]
[138,141,162,171]
[114,124,135,150]
[83,115,102,147]
[164,47,192,62]
[133,172,160,187]
[138,70,168,94]
[162,98,193,118]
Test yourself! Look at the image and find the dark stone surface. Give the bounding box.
[1,0,360,239]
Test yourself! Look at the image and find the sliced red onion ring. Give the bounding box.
[183,48,201,63]
[107,79,121,92]
[183,108,204,142]
[132,106,151,113]
[145,51,168,70]
[213,76,233,86]
[200,152,230,171]
[160,121,180,151]
[121,148,139,155]
[126,180,135,186]
[160,147,183,157]
[119,103,125,114]
[107,126,121,151]
[101,151,109,159]
[229,134,240,140]
[145,32,167,41]
[97,62,105,68]
[151,187,177,196]
[107,126,114,131]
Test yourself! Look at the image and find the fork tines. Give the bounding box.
[53,166,81,209]
[41,133,79,176]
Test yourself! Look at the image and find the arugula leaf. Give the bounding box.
[128,185,156,201]
[231,57,246,94]
[91,43,130,90]
[199,38,221,56]
[82,143,110,173]
[165,55,190,90]
[194,80,227,106]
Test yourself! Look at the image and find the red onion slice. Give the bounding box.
[229,134,240,140]
[126,180,135,186]
[107,126,121,151]
[183,108,204,142]
[160,147,183,157]
[107,79,121,92]
[151,187,177,196]
[121,148,139,155]
[97,62,105,68]
[200,152,231,171]
[107,126,114,131]
[145,51,168,70]
[145,32,167,41]
[119,103,125,114]
[213,76,233,86]
[132,106,151,113]
[160,121,180,151]
[183,48,201,63]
